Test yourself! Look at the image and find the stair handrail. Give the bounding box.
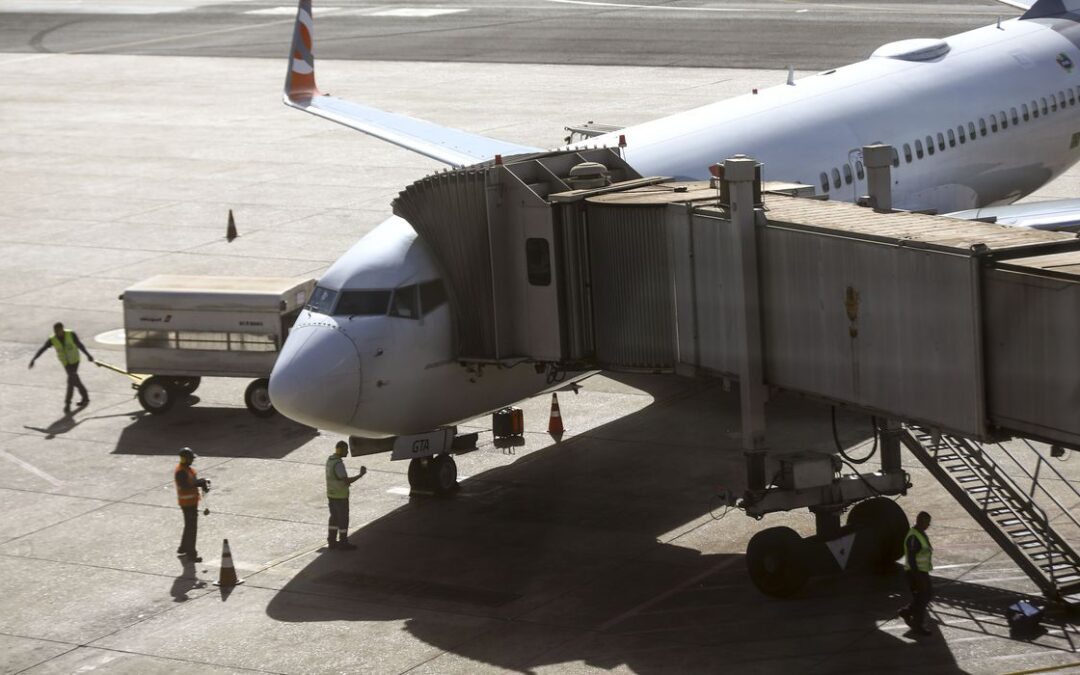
[992,439,1080,536]
[949,435,1079,587]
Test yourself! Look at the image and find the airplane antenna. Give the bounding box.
[997,16,1003,30]
[787,65,795,86]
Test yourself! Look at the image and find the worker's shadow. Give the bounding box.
[21,407,135,439]
[170,558,207,603]
[112,401,316,459]
[265,374,970,673]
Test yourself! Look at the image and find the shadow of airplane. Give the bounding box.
[263,373,972,672]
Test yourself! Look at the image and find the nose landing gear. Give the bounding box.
[407,454,459,496]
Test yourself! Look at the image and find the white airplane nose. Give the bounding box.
[270,325,361,431]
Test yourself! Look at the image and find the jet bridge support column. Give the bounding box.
[863,144,893,213]
[726,156,770,492]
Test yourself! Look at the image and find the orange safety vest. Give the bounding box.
[175,464,200,507]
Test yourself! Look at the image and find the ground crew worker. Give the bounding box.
[28,322,94,414]
[175,447,210,562]
[326,441,366,551]
[899,511,934,636]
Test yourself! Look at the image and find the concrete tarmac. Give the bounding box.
[2,5,1080,675]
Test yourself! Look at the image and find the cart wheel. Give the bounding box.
[137,376,174,415]
[244,378,275,418]
[172,376,201,396]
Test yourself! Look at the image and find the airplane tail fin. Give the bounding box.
[285,0,321,100]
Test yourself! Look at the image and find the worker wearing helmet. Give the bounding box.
[175,447,210,562]
[28,322,94,414]
[326,440,366,551]
[899,511,934,636]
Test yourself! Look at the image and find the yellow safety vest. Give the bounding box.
[904,527,933,572]
[326,455,349,499]
[50,331,79,366]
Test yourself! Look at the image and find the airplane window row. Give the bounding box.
[818,86,1080,194]
[306,281,447,319]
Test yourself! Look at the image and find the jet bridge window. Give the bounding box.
[1011,107,1019,125]
[526,238,552,286]
[947,129,956,148]
[389,285,418,319]
[843,163,853,185]
[419,279,447,315]
[903,143,913,163]
[336,290,392,316]
[306,286,338,314]
[1022,104,1030,121]
[831,168,842,189]
[915,140,924,159]
[979,118,988,136]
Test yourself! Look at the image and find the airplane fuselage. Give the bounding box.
[591,18,1080,214]
[271,13,1080,440]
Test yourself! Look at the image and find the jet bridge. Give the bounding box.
[393,148,1080,600]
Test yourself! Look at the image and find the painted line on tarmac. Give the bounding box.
[598,556,741,631]
[0,448,64,487]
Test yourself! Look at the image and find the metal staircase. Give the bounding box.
[900,427,1080,603]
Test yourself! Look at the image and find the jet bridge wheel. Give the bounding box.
[137,376,175,415]
[846,497,909,571]
[244,378,276,418]
[746,526,809,598]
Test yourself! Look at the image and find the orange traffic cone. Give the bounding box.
[548,392,565,435]
[226,209,238,242]
[213,538,244,587]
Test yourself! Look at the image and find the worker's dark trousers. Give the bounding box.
[180,505,199,555]
[328,498,349,542]
[904,570,933,628]
[63,363,88,406]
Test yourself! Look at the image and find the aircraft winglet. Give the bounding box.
[282,0,542,167]
[285,0,321,100]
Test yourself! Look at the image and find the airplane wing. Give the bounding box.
[284,0,542,168]
[947,198,1080,231]
[995,0,1035,9]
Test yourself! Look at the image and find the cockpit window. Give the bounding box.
[336,290,391,316]
[420,280,447,315]
[389,285,418,319]
[306,286,338,314]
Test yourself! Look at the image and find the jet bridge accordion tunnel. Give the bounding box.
[393,148,1080,450]
[394,148,1080,596]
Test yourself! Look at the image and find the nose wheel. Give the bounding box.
[407,454,459,497]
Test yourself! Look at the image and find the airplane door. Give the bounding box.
[848,148,866,203]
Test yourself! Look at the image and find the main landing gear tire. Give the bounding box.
[847,497,909,571]
[137,376,175,415]
[746,526,809,598]
[244,378,275,418]
[407,455,459,497]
